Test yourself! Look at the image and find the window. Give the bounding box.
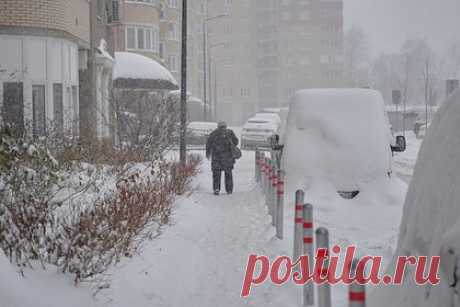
[126,25,159,52]
[127,27,135,49]
[241,88,251,97]
[126,0,156,4]
[168,24,178,40]
[2,82,24,132]
[32,85,46,137]
[168,55,179,72]
[159,42,165,58]
[53,83,63,132]
[110,0,119,22]
[159,3,166,20]
[168,0,177,8]
[137,28,145,49]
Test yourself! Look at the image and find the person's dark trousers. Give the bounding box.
[212,169,234,193]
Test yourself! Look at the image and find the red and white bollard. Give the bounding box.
[349,259,366,307]
[255,149,261,183]
[270,159,277,226]
[275,169,284,239]
[293,190,305,262]
[303,203,314,306]
[264,157,269,198]
[316,227,331,307]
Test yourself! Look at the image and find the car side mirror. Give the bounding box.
[392,135,406,153]
[270,134,281,149]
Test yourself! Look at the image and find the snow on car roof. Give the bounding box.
[243,121,278,130]
[283,88,391,190]
[113,52,177,85]
[187,122,218,129]
[254,113,281,121]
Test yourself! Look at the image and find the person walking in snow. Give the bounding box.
[206,121,239,195]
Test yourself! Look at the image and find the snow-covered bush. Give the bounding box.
[0,127,201,282]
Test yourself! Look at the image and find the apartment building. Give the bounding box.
[110,0,161,61]
[255,0,280,110]
[209,0,344,119]
[260,0,344,107]
[0,0,89,137]
[208,0,259,125]
[158,0,181,82]
[0,0,117,142]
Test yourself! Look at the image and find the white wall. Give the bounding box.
[0,34,79,135]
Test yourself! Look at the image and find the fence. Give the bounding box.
[254,148,367,307]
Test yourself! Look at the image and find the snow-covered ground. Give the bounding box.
[0,129,424,307]
[393,132,423,184]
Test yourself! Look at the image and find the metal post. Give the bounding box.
[202,21,207,121]
[255,149,260,182]
[316,227,331,307]
[271,159,278,227]
[264,157,269,200]
[261,154,266,191]
[214,63,217,120]
[267,158,273,217]
[349,259,366,307]
[303,203,314,306]
[293,190,305,261]
[179,0,188,166]
[276,169,284,239]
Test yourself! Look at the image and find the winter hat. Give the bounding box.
[218,121,227,128]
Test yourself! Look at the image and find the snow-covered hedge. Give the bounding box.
[0,128,200,283]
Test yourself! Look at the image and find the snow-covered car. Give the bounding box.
[186,121,217,145]
[415,123,429,139]
[369,87,460,307]
[241,121,279,150]
[253,113,282,127]
[283,88,406,200]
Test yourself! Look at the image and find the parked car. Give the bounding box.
[415,123,429,139]
[283,88,406,200]
[253,113,282,126]
[241,121,279,150]
[186,121,217,145]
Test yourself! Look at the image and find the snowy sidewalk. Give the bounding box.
[99,151,282,307]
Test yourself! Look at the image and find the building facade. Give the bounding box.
[110,0,161,62]
[208,0,344,122]
[110,0,205,110]
[0,0,116,142]
[0,0,89,137]
[208,0,259,125]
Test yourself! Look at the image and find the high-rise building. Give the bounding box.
[208,0,259,125]
[209,0,344,122]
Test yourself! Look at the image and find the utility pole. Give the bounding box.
[179,0,188,166]
[202,21,207,121]
[203,13,227,122]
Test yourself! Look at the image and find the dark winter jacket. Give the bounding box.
[206,127,239,171]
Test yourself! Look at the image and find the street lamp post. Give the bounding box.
[179,0,188,166]
[208,42,226,121]
[202,13,228,122]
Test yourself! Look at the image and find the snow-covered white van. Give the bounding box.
[283,88,406,199]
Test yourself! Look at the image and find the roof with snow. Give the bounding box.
[113,52,178,90]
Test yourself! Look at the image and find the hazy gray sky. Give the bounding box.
[344,0,460,56]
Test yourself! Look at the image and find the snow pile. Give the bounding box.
[283,88,392,191]
[370,89,460,306]
[113,52,177,85]
[0,250,97,307]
